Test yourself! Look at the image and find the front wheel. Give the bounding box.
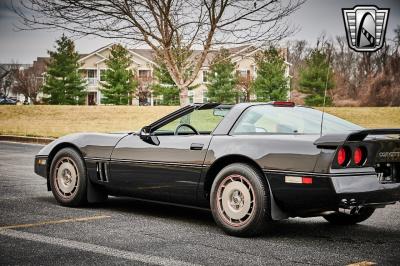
[210,163,271,237]
[323,207,375,225]
[49,148,87,207]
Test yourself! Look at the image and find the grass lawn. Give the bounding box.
[0,105,399,138]
[0,105,178,138]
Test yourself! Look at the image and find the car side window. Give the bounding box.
[232,105,363,135]
[155,109,224,135]
[232,106,308,134]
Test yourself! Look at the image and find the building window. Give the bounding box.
[100,69,106,81]
[202,70,208,83]
[87,69,97,85]
[188,90,194,104]
[87,69,97,78]
[236,69,250,79]
[138,69,151,79]
[202,90,208,103]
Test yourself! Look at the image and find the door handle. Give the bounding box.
[190,143,204,150]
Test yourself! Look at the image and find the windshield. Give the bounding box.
[154,105,231,135]
[232,105,363,135]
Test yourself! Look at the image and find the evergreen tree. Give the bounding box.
[206,49,237,103]
[152,62,180,105]
[101,44,137,105]
[299,50,334,106]
[252,47,289,102]
[43,34,86,104]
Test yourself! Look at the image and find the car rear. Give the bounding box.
[211,102,400,218]
[325,130,400,211]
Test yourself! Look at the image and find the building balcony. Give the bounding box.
[237,75,254,84]
[86,78,98,86]
[138,76,153,83]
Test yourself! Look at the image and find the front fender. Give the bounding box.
[34,132,128,189]
[36,132,128,159]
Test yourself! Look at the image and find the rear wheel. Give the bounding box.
[323,207,375,225]
[210,163,270,237]
[49,148,87,206]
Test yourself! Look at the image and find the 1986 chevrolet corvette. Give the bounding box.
[34,102,400,236]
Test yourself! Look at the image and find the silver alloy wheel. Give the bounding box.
[216,174,255,227]
[54,157,79,199]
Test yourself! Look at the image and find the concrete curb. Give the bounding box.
[0,135,55,145]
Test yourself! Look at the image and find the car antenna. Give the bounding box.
[320,50,331,137]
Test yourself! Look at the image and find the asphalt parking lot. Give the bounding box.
[0,141,399,265]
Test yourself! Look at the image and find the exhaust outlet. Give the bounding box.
[338,206,364,215]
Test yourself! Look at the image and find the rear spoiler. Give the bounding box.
[314,128,400,148]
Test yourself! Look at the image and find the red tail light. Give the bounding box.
[302,177,313,184]
[354,147,366,165]
[337,147,349,166]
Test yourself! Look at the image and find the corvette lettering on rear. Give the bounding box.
[378,152,400,158]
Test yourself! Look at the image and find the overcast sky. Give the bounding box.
[0,0,399,64]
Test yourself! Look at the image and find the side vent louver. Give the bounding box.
[96,162,109,182]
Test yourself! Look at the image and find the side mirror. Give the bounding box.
[139,126,160,146]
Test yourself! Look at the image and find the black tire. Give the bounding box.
[210,163,271,237]
[323,207,375,225]
[49,148,87,207]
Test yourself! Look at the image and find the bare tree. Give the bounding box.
[0,65,19,98]
[136,77,153,105]
[14,0,304,105]
[12,67,42,104]
[287,40,307,68]
[0,67,11,97]
[236,75,253,102]
[389,26,400,82]
[287,39,308,93]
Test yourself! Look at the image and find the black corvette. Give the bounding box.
[34,102,400,236]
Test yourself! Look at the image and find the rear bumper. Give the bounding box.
[266,171,400,214]
[331,174,400,207]
[34,155,48,178]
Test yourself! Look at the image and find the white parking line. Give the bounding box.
[0,229,199,266]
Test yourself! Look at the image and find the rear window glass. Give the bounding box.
[231,105,363,135]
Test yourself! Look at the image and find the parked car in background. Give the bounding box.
[0,97,17,105]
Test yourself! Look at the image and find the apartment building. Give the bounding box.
[24,44,290,105]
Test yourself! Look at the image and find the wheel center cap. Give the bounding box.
[62,169,72,185]
[56,160,78,195]
[230,190,244,209]
[220,178,253,221]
